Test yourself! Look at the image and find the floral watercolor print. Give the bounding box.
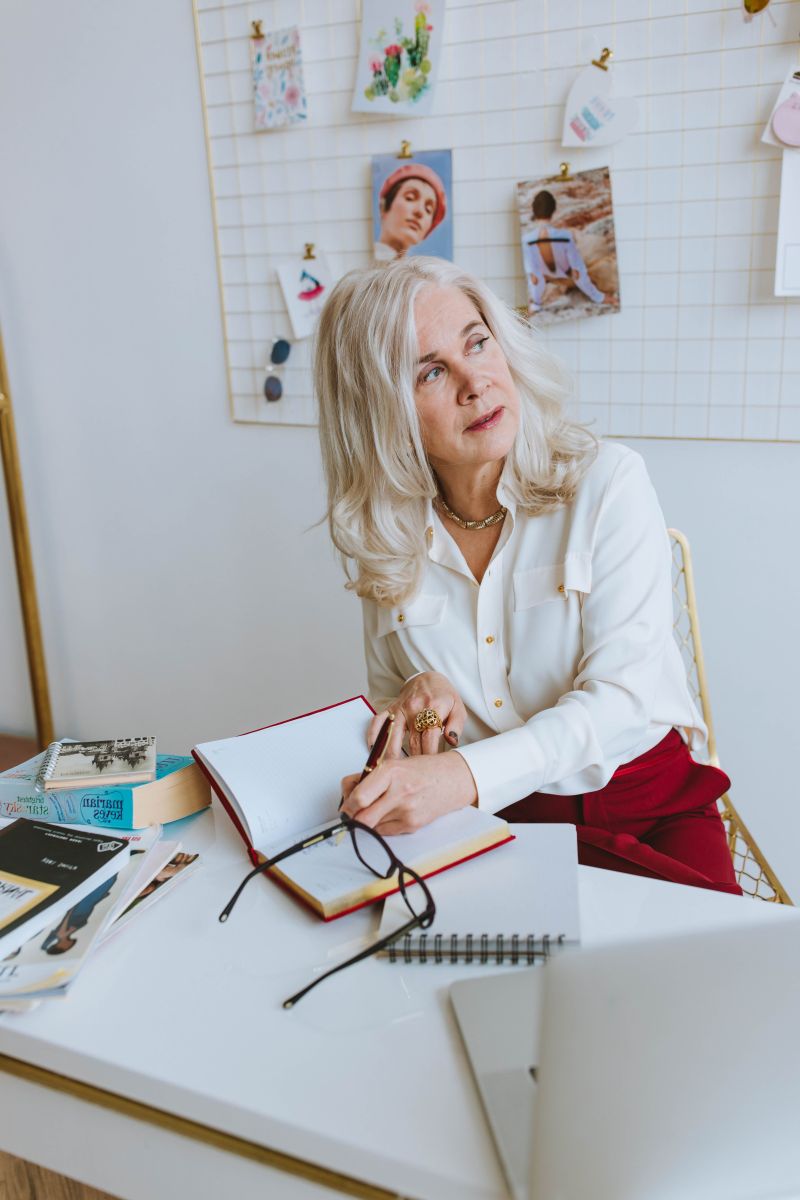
[277,253,337,339]
[371,149,453,263]
[251,25,307,131]
[352,0,445,117]
[516,167,620,326]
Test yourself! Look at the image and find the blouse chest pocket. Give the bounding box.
[513,555,593,611]
[375,592,448,638]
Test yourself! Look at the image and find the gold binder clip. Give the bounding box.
[303,243,316,260]
[591,48,613,71]
[397,140,413,159]
[251,19,264,38]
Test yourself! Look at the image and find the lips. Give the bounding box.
[465,406,503,432]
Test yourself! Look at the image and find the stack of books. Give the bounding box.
[0,737,211,829]
[0,817,200,1014]
[0,736,209,1014]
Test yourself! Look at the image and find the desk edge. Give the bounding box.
[0,1052,414,1200]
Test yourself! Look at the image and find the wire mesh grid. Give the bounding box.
[669,529,791,905]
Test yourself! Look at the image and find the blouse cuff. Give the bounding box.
[455,728,545,815]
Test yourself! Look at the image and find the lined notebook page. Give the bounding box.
[379,824,580,945]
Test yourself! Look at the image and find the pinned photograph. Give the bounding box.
[371,149,452,263]
[516,167,620,325]
[250,24,307,131]
[352,0,444,117]
[276,252,337,339]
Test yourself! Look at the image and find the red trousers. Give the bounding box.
[497,729,742,895]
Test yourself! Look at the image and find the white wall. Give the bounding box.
[1,0,798,896]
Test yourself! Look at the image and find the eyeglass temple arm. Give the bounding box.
[218,820,347,923]
[282,911,427,1010]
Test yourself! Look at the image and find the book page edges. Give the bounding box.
[266,826,515,921]
[191,752,260,866]
[134,764,211,827]
[192,696,375,847]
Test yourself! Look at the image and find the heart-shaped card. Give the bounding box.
[562,63,639,148]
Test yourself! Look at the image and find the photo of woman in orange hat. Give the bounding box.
[372,149,452,263]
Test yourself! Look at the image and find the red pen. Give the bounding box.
[338,712,395,810]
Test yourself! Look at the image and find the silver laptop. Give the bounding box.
[451,920,800,1200]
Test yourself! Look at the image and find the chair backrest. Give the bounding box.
[668,529,791,904]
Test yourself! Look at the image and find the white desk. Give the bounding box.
[0,803,796,1200]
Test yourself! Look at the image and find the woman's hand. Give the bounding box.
[368,671,467,759]
[340,751,477,836]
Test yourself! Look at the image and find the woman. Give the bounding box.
[314,256,739,894]
[523,189,607,311]
[374,163,447,263]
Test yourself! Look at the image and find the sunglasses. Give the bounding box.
[264,337,291,402]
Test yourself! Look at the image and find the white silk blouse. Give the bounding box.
[360,441,707,815]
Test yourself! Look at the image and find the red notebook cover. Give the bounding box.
[192,696,513,921]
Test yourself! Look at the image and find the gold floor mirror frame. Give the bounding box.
[0,326,54,748]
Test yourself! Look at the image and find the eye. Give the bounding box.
[419,363,444,385]
[470,334,490,353]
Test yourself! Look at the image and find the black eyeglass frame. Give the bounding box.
[218,815,436,1009]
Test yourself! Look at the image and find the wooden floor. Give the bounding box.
[0,736,120,1200]
[0,1153,118,1200]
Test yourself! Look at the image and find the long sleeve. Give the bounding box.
[457,452,674,812]
[362,599,407,713]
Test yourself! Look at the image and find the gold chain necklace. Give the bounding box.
[436,495,507,531]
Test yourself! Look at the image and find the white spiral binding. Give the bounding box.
[393,931,558,964]
[35,740,63,788]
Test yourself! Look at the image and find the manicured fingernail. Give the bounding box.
[447,730,459,745]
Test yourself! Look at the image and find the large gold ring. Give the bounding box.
[414,707,443,733]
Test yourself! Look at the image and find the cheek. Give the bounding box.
[416,404,449,451]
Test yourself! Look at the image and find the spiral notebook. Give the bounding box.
[378,824,579,963]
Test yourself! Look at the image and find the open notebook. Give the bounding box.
[192,697,512,920]
[378,824,580,961]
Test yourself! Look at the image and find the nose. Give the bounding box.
[455,360,490,405]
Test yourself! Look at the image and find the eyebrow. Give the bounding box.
[417,321,486,364]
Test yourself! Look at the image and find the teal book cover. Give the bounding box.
[0,754,193,828]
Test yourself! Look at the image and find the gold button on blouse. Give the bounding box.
[558,583,566,593]
[485,635,495,644]
[397,614,405,623]
[494,699,503,708]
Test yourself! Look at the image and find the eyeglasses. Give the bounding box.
[263,337,292,402]
[219,815,436,1009]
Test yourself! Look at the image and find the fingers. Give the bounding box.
[420,724,443,755]
[340,763,390,820]
[366,711,388,749]
[340,772,362,802]
[386,712,407,760]
[366,709,405,761]
[443,698,467,749]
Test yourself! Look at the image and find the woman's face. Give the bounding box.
[380,179,438,254]
[413,286,520,475]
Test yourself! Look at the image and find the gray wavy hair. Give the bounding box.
[314,256,597,606]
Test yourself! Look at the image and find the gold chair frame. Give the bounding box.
[669,529,791,904]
